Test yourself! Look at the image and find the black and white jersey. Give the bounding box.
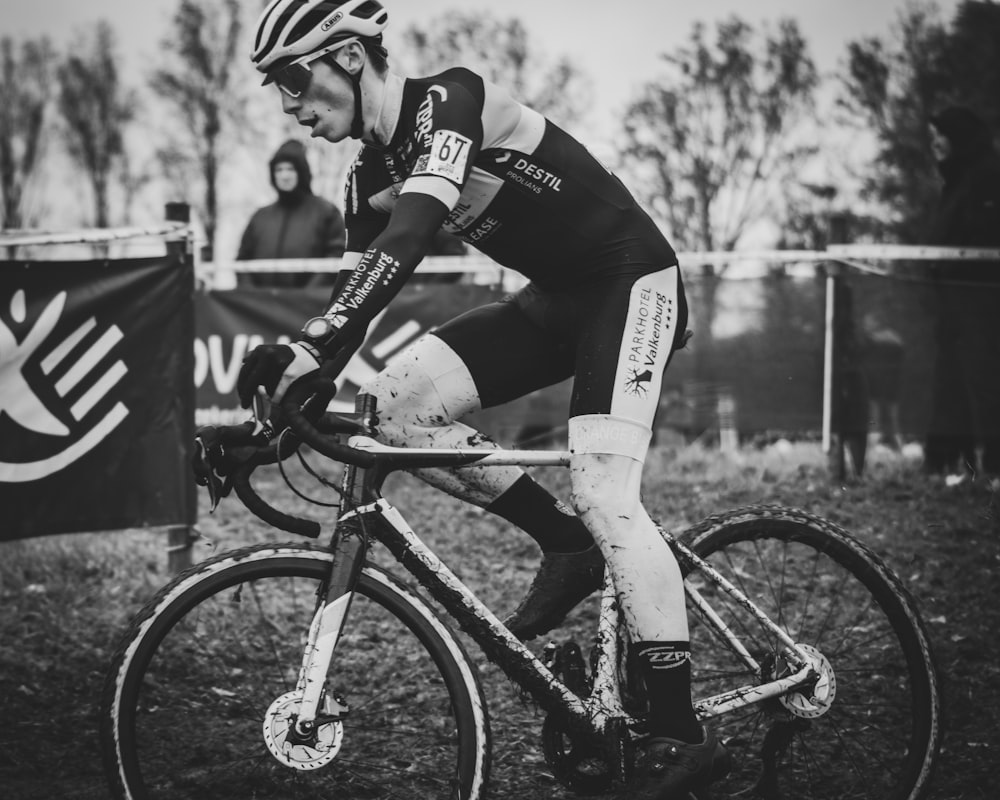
[344,67,676,290]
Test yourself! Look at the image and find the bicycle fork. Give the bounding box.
[290,515,369,735]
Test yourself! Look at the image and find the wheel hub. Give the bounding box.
[778,643,836,719]
[262,691,344,770]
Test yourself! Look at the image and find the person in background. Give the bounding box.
[923,106,1000,478]
[236,139,346,288]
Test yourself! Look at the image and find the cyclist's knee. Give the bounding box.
[571,480,640,526]
[570,459,643,528]
[361,334,481,445]
[568,425,648,539]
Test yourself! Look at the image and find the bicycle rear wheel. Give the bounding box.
[101,543,491,800]
[681,505,940,800]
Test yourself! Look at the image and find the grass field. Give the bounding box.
[1,440,997,799]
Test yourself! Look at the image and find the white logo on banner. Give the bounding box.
[0,289,129,483]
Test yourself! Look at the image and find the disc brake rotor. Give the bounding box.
[778,643,836,719]
[262,691,345,770]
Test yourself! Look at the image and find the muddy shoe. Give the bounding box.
[503,545,604,640]
[628,727,732,800]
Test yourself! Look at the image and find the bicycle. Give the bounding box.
[100,374,941,799]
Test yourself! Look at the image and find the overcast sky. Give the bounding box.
[8,0,967,138]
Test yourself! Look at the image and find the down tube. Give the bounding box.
[367,499,594,728]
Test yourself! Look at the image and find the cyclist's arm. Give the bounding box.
[304,79,484,358]
[304,191,451,358]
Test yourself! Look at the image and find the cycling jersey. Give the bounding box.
[345,67,675,283]
[312,67,677,356]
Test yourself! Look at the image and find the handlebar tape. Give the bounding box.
[231,460,321,538]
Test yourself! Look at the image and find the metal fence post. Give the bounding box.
[165,202,198,572]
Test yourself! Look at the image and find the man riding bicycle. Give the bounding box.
[233,2,729,796]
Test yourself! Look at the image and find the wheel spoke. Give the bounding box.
[686,510,939,800]
[102,546,488,800]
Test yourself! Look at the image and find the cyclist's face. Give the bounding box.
[278,59,355,143]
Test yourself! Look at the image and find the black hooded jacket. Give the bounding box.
[924,107,1000,473]
[237,140,346,287]
[930,107,1000,251]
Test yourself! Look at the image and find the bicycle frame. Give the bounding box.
[285,431,822,743]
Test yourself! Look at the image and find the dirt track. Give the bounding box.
[1,450,997,799]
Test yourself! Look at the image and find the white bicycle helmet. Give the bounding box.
[252,0,388,139]
[251,0,388,75]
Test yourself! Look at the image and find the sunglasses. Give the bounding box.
[264,37,359,98]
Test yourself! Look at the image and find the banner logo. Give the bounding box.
[0,289,129,483]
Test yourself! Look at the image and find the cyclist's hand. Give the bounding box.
[192,422,257,510]
[236,342,322,409]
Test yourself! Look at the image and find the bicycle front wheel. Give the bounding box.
[101,542,491,800]
[682,505,940,800]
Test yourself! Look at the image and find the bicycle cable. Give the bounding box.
[275,427,342,508]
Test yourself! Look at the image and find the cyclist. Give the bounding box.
[236,1,729,795]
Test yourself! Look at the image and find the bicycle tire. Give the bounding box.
[680,505,940,800]
[100,542,492,800]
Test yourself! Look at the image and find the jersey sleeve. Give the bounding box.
[343,148,390,257]
[398,80,485,211]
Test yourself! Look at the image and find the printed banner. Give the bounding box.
[0,256,196,541]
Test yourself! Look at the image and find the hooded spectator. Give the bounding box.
[236,139,346,288]
[929,107,1000,257]
[924,106,1000,477]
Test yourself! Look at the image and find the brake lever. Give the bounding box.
[251,389,277,440]
[193,434,230,513]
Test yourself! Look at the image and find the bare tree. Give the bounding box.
[0,36,56,229]
[57,21,135,228]
[620,16,818,254]
[398,13,591,128]
[150,0,247,257]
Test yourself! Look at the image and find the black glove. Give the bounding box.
[236,342,322,409]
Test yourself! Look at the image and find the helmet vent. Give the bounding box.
[288,9,338,45]
[353,1,384,20]
[257,2,306,62]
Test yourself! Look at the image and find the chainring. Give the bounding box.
[540,713,616,795]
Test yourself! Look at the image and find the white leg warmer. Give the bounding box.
[568,414,688,641]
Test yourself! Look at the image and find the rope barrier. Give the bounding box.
[0,222,189,248]
[203,249,834,275]
[827,244,1000,261]
[4,221,997,279]
[206,254,503,273]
